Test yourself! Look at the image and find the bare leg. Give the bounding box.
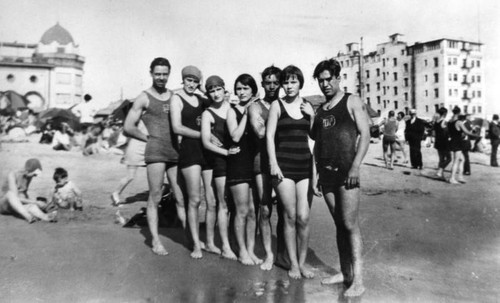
[275,179,301,279]
[246,184,262,265]
[25,204,57,222]
[182,165,203,259]
[4,192,34,222]
[202,169,221,255]
[112,166,138,205]
[146,163,168,255]
[257,174,274,270]
[389,142,397,169]
[215,177,237,260]
[382,142,390,169]
[397,140,408,163]
[449,151,463,184]
[230,183,253,265]
[166,165,187,230]
[295,179,314,278]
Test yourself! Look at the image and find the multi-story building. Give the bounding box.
[0,23,85,110]
[334,34,484,119]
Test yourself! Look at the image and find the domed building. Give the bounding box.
[0,23,85,110]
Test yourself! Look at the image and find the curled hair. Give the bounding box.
[313,59,342,79]
[150,57,171,72]
[261,65,282,81]
[452,106,461,115]
[53,167,68,182]
[437,107,448,117]
[280,65,304,89]
[234,74,258,96]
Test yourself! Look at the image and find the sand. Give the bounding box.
[0,135,499,303]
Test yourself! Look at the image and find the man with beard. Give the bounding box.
[124,57,186,255]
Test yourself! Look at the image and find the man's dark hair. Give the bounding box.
[388,110,395,117]
[53,167,68,182]
[234,74,258,96]
[261,65,282,81]
[397,111,405,118]
[150,57,171,72]
[493,114,499,121]
[313,59,342,79]
[280,65,304,89]
[84,94,92,102]
[452,106,461,115]
[437,107,448,117]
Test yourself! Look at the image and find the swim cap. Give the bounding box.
[205,75,225,91]
[25,158,42,173]
[181,65,202,82]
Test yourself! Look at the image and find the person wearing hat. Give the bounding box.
[200,75,239,261]
[404,108,426,169]
[124,57,186,256]
[0,158,57,223]
[170,65,213,259]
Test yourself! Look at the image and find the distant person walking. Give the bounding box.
[490,114,500,167]
[433,107,451,179]
[395,111,408,164]
[405,109,426,169]
[381,111,398,169]
[72,94,97,132]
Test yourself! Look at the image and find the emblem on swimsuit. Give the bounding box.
[322,115,336,129]
[162,103,170,113]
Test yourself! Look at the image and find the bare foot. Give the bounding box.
[322,273,344,285]
[47,211,58,223]
[111,192,121,206]
[203,244,221,255]
[221,246,237,260]
[249,253,263,265]
[152,240,169,256]
[344,281,365,297]
[190,246,203,259]
[300,265,315,279]
[260,255,274,271]
[239,252,255,265]
[288,266,302,279]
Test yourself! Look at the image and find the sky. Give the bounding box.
[1,0,499,114]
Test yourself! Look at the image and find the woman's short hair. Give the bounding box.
[280,65,304,89]
[234,74,258,96]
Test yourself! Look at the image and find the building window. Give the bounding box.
[472,106,476,114]
[478,90,482,98]
[424,59,428,66]
[472,91,476,98]
[471,60,475,68]
[29,75,38,83]
[366,84,370,92]
[425,90,428,97]
[434,57,438,67]
[453,74,458,81]
[449,89,452,96]
[434,88,439,98]
[383,73,386,81]
[394,101,398,109]
[448,57,452,65]
[56,73,71,84]
[401,49,405,55]
[434,104,439,112]
[434,73,439,83]
[425,75,428,82]
[376,68,380,76]
[477,75,481,83]
[478,106,482,113]
[382,58,386,67]
[367,97,370,105]
[383,87,386,95]
[477,60,481,68]
[449,73,452,81]
[404,92,408,101]
[454,89,458,97]
[346,60,350,67]
[56,93,71,105]
[7,74,15,82]
[394,87,398,95]
[377,96,381,104]
[471,75,475,82]
[366,70,370,78]
[403,63,408,73]
[393,72,398,81]
[344,87,347,92]
[393,58,397,66]
[404,78,408,87]
[425,105,429,112]
[383,100,387,109]
[57,47,65,53]
[464,105,468,113]
[377,82,380,91]
[453,58,457,65]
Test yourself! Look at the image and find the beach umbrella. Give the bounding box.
[110,99,132,122]
[0,90,30,115]
[39,108,81,130]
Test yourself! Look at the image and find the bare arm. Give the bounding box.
[123,94,148,142]
[201,111,229,156]
[170,94,201,139]
[266,102,284,180]
[347,95,371,189]
[248,103,266,139]
[457,121,479,138]
[227,106,248,143]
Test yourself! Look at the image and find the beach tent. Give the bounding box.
[95,99,125,117]
[0,91,30,115]
[39,108,81,130]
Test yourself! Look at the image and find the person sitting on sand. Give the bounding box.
[0,158,57,223]
[50,167,83,211]
[52,122,74,151]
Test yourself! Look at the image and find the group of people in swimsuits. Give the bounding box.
[123,57,370,297]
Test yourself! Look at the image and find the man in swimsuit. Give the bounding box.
[124,57,186,255]
[248,65,290,271]
[312,59,370,297]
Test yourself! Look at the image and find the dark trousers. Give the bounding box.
[463,149,470,174]
[409,139,423,168]
[492,140,500,166]
[437,149,452,169]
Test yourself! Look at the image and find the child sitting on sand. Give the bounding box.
[50,167,83,211]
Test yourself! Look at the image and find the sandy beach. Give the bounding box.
[0,135,499,303]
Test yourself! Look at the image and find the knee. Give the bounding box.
[188,197,201,208]
[284,212,296,225]
[236,205,249,217]
[148,189,163,204]
[206,198,217,212]
[260,206,271,220]
[296,213,310,228]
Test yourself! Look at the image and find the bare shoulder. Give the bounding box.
[347,94,365,111]
[134,92,149,108]
[248,101,261,116]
